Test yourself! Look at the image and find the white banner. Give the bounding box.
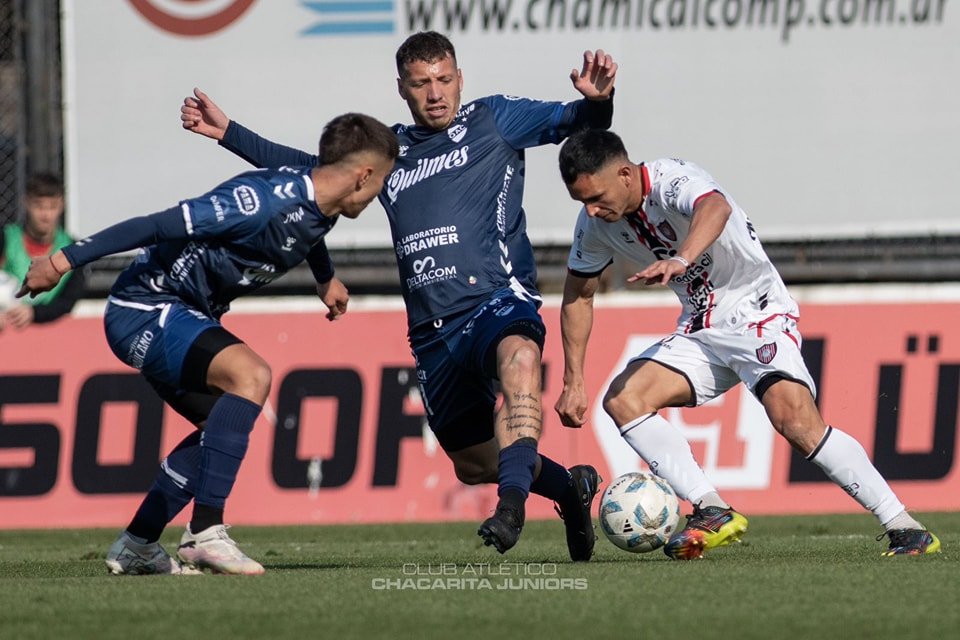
[63,0,959,247]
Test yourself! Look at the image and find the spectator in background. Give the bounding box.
[0,173,85,331]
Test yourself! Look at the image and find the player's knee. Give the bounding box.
[765,387,812,430]
[766,399,822,453]
[498,339,541,384]
[231,360,272,405]
[454,461,497,485]
[602,388,646,425]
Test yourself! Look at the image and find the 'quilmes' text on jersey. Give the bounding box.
[386,146,470,203]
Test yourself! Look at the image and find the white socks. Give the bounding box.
[807,426,921,529]
[619,415,922,530]
[619,413,724,506]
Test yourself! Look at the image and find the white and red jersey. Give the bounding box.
[567,158,798,334]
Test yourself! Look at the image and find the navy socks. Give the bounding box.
[530,454,574,501]
[497,438,539,500]
[192,393,261,530]
[126,432,201,543]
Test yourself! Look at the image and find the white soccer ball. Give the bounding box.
[599,471,681,553]
[0,272,19,312]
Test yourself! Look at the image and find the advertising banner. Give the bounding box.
[1,288,958,528]
[62,0,960,245]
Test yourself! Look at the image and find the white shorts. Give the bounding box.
[632,314,816,407]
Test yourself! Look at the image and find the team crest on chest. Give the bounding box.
[756,342,778,364]
[657,220,677,241]
[448,124,467,142]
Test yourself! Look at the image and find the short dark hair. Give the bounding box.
[395,31,456,76]
[317,113,399,166]
[26,173,64,198]
[558,129,629,184]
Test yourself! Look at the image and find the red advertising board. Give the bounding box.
[1,292,958,528]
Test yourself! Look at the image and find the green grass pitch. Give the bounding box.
[0,512,956,640]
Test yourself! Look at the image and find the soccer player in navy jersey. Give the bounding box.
[18,113,398,574]
[180,32,617,559]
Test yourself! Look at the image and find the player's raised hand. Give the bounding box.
[627,257,687,287]
[181,88,229,141]
[16,252,69,300]
[555,383,589,428]
[317,276,349,321]
[570,49,617,100]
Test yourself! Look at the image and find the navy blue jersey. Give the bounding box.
[66,167,336,319]
[221,94,612,329]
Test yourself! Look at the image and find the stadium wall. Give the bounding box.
[62,0,960,247]
[1,284,959,528]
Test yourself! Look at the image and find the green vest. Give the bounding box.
[2,224,74,306]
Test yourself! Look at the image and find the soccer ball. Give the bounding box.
[599,471,681,553]
[0,272,19,312]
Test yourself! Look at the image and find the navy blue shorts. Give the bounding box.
[104,299,241,426]
[409,288,546,452]
[104,298,221,388]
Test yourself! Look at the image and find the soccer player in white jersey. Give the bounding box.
[553,128,940,559]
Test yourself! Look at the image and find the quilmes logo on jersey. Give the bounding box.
[385,146,469,203]
[301,0,395,36]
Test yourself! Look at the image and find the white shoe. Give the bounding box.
[105,532,200,575]
[177,524,265,575]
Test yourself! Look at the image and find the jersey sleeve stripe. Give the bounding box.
[302,174,315,203]
[692,189,723,209]
[181,203,194,236]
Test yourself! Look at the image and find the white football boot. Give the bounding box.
[105,532,201,575]
[177,524,265,575]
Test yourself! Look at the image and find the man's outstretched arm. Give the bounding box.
[181,87,318,168]
[17,208,187,299]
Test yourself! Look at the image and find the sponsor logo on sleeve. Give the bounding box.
[209,195,226,223]
[664,175,689,201]
[233,185,261,215]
